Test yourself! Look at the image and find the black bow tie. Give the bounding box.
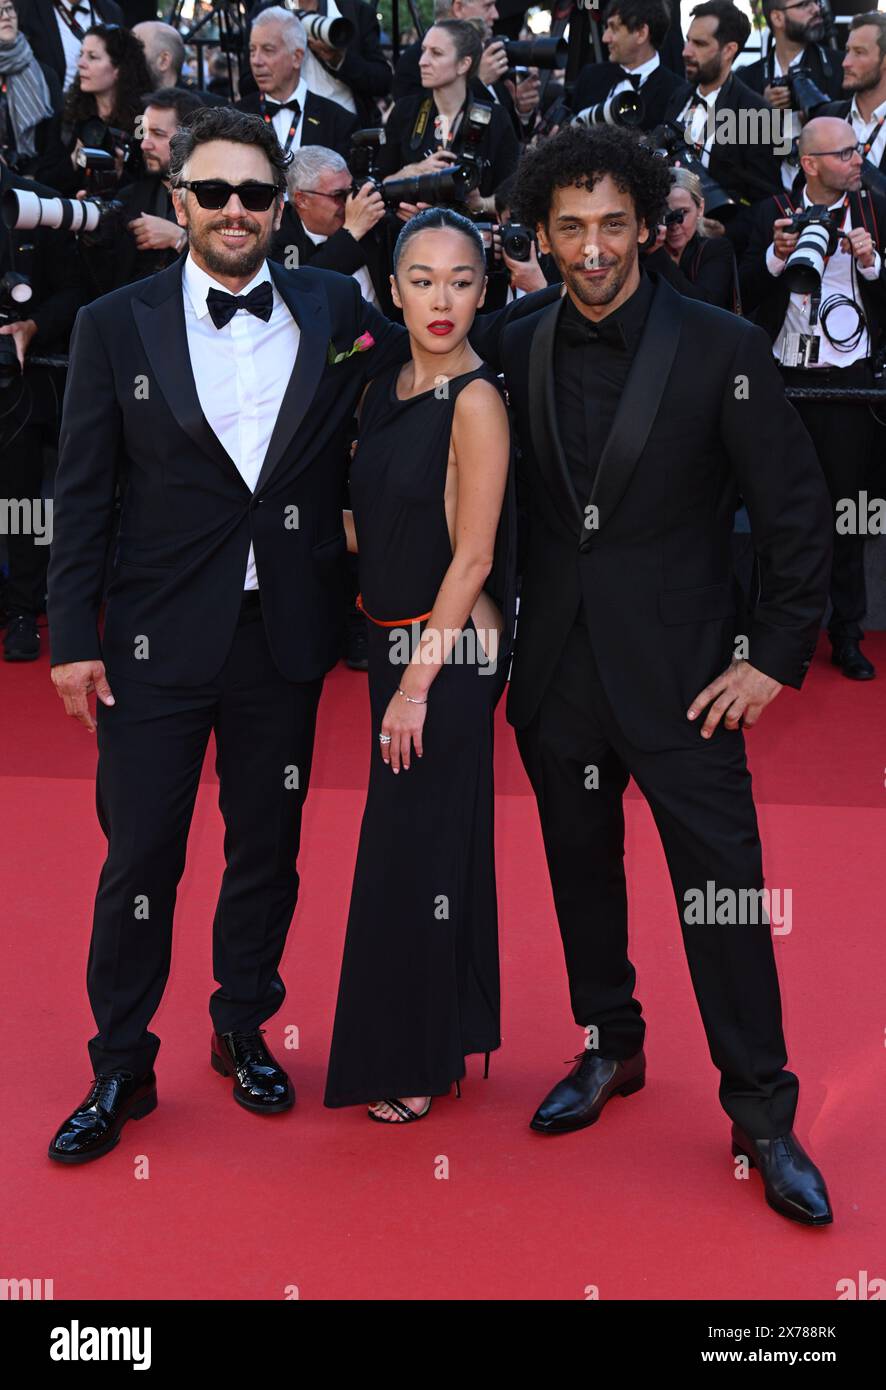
[264,98,302,120]
[206,281,274,330]
[559,311,626,351]
[619,69,642,90]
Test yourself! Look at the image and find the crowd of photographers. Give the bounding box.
[1,0,884,677]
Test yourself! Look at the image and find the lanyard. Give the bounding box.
[859,113,886,158]
[54,1,93,42]
[259,96,300,154]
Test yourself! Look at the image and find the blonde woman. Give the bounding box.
[643,167,739,309]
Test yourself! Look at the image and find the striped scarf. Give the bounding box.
[0,34,56,159]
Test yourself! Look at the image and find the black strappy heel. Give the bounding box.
[368,1097,432,1123]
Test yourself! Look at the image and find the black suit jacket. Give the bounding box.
[643,233,739,310]
[392,39,522,139]
[740,42,844,103]
[271,203,399,318]
[236,88,359,159]
[474,274,832,748]
[739,185,886,349]
[663,71,783,208]
[241,0,391,123]
[570,59,687,133]
[17,0,125,90]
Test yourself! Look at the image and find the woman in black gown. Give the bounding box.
[324,208,515,1123]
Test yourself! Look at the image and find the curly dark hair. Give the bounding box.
[62,24,153,136]
[511,125,671,235]
[168,106,292,186]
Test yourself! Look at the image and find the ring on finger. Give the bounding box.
[378,733,392,744]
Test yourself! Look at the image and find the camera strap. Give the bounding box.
[54,2,95,43]
[409,98,435,152]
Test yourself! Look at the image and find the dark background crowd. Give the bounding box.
[2,0,885,676]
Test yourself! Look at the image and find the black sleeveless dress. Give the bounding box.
[324,361,516,1107]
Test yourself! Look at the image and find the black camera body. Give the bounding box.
[0,271,34,384]
[768,69,830,117]
[500,223,534,262]
[663,207,686,227]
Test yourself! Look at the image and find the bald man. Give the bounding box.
[133,19,228,104]
[740,116,886,680]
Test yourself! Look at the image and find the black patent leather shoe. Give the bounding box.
[48,1070,157,1164]
[830,638,875,680]
[211,1029,294,1113]
[732,1124,833,1225]
[530,1048,645,1134]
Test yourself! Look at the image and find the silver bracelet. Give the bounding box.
[397,686,427,705]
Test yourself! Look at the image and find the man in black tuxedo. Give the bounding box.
[480,124,834,1224]
[236,7,358,160]
[16,0,124,92]
[271,143,398,317]
[740,116,886,680]
[816,13,886,190]
[570,0,689,134]
[662,0,783,252]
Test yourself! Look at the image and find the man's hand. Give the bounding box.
[308,37,344,68]
[687,659,783,738]
[642,224,668,255]
[771,215,799,262]
[505,67,541,115]
[842,225,875,268]
[763,82,792,110]
[51,660,115,733]
[344,181,386,239]
[503,238,546,292]
[0,318,38,368]
[393,198,432,223]
[479,39,509,87]
[128,213,183,252]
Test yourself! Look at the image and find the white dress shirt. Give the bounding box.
[269,76,309,154]
[301,0,357,114]
[302,221,378,306]
[182,255,301,589]
[849,94,886,173]
[767,191,881,368]
[55,1,95,91]
[610,51,660,100]
[677,84,720,168]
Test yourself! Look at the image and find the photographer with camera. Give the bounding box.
[17,0,124,95]
[270,143,396,313]
[246,0,391,125]
[48,22,151,195]
[237,8,358,160]
[379,18,520,218]
[570,0,690,135]
[815,14,886,189]
[642,165,739,308]
[0,157,85,661]
[740,115,886,680]
[393,1,540,140]
[77,85,202,297]
[662,0,782,252]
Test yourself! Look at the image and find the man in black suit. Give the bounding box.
[43,104,413,1163]
[662,0,783,252]
[740,116,886,680]
[570,0,689,134]
[16,0,124,92]
[0,158,85,661]
[247,0,392,125]
[741,0,843,106]
[481,124,834,1224]
[816,13,886,188]
[236,7,358,160]
[271,143,397,317]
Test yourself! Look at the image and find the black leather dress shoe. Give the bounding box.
[831,638,875,680]
[211,1029,294,1113]
[530,1048,645,1134]
[732,1124,833,1225]
[48,1070,157,1164]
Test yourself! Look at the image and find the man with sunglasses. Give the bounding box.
[44,101,559,1163]
[740,115,886,681]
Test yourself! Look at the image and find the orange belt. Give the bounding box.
[356,592,432,628]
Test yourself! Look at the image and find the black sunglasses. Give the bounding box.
[176,179,282,211]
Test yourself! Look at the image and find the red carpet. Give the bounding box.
[3,632,884,1300]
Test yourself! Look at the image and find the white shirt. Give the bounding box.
[182,255,301,589]
[610,51,660,100]
[301,0,357,114]
[268,77,309,154]
[302,221,378,306]
[55,1,94,91]
[767,191,881,368]
[677,84,719,168]
[849,94,886,173]
[771,50,806,190]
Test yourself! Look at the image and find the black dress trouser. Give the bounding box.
[780,360,875,643]
[515,609,799,1139]
[87,593,324,1077]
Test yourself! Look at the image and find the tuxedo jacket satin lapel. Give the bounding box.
[131,255,331,495]
[527,295,584,536]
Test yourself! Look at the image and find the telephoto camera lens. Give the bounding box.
[574,90,644,129]
[783,208,841,293]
